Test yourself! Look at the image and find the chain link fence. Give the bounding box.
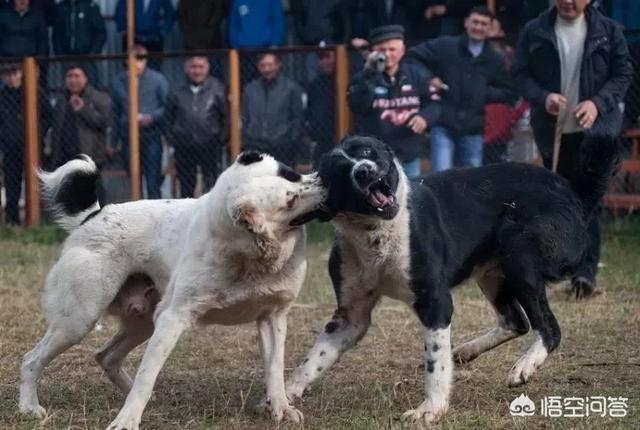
[1,34,640,226]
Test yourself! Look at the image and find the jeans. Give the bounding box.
[401,158,421,178]
[430,126,483,172]
[174,146,219,198]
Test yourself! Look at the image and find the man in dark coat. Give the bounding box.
[52,0,106,85]
[511,0,633,297]
[406,5,515,172]
[348,24,439,177]
[0,0,48,58]
[241,53,305,168]
[50,65,111,203]
[178,0,225,50]
[166,56,228,197]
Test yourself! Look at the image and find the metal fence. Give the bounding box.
[1,35,639,226]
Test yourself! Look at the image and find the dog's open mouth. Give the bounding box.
[289,205,331,227]
[366,178,396,211]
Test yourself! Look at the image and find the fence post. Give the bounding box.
[126,0,140,200]
[23,57,40,227]
[229,49,241,160]
[335,45,351,142]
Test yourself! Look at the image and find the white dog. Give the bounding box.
[18,152,326,429]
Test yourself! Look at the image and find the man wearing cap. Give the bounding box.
[348,24,438,177]
[406,5,515,172]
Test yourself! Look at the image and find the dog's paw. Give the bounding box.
[19,403,47,420]
[106,409,141,430]
[401,403,446,425]
[259,397,304,423]
[285,381,307,403]
[452,344,479,365]
[507,355,543,387]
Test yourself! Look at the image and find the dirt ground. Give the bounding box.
[0,221,638,429]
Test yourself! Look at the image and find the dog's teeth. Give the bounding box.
[377,207,383,212]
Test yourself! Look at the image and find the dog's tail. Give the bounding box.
[39,155,101,231]
[569,136,619,211]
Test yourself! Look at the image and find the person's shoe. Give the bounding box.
[566,276,603,300]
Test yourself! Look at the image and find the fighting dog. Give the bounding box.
[18,152,326,429]
[285,135,617,423]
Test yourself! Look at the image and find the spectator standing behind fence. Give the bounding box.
[111,45,169,199]
[115,0,175,70]
[511,0,632,297]
[306,50,336,167]
[0,0,48,58]
[0,0,55,25]
[166,57,228,198]
[228,0,285,48]
[49,65,110,204]
[178,0,225,51]
[241,53,304,168]
[348,25,438,178]
[419,0,485,39]
[53,0,106,86]
[0,63,50,226]
[0,64,25,226]
[407,6,515,172]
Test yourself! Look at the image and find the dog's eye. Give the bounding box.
[363,148,371,157]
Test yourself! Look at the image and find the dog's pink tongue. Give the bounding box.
[372,189,390,207]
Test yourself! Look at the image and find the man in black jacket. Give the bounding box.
[241,53,305,168]
[348,24,438,177]
[52,0,106,85]
[406,5,515,172]
[511,0,632,298]
[166,56,228,197]
[0,0,48,58]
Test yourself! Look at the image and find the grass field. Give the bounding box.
[0,220,639,430]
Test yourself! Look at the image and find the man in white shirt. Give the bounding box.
[513,0,633,297]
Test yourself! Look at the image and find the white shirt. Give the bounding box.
[555,13,587,134]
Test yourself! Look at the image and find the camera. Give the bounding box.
[370,51,386,72]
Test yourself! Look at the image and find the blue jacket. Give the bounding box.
[115,0,175,41]
[228,0,285,48]
[111,68,169,143]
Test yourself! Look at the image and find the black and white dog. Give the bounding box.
[285,135,617,423]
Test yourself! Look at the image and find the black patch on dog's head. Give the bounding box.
[55,168,100,215]
[319,135,400,219]
[237,151,264,165]
[278,162,301,182]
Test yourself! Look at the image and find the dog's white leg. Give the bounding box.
[401,325,452,424]
[257,309,303,423]
[19,320,96,418]
[508,330,549,387]
[96,319,154,394]
[106,308,189,430]
[286,293,379,401]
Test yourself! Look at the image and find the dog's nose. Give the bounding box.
[353,162,376,184]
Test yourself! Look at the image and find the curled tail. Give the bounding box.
[570,136,620,211]
[39,155,100,231]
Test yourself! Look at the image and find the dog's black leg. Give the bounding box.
[401,287,453,425]
[501,262,560,387]
[454,263,530,364]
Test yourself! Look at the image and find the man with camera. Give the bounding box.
[347,25,438,177]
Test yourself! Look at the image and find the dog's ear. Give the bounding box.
[232,202,282,265]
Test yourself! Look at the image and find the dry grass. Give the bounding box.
[0,221,639,430]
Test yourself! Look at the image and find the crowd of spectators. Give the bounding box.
[0,0,638,227]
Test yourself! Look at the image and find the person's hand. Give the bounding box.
[545,93,567,116]
[69,95,84,111]
[425,4,446,20]
[138,113,153,127]
[574,100,598,129]
[106,145,117,158]
[429,76,446,92]
[408,115,427,134]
